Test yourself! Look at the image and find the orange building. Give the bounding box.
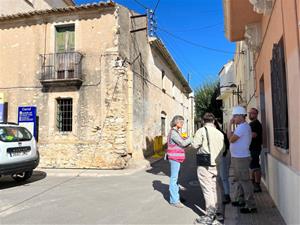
[223,0,300,224]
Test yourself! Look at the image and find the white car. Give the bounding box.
[0,123,39,181]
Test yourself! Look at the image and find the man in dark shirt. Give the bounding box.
[248,108,263,192]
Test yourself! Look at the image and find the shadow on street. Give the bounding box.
[0,170,47,190]
[148,148,206,217]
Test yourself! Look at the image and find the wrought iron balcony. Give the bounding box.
[40,52,83,88]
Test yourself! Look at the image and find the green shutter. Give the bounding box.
[56,28,66,53]
[67,30,75,52]
[55,25,75,53]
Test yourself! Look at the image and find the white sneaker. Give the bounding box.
[194,215,214,225]
[212,219,223,225]
[170,202,184,208]
[178,184,187,191]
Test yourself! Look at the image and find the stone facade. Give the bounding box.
[0,0,74,16]
[0,3,193,169]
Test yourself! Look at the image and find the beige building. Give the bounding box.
[223,0,300,224]
[0,0,74,16]
[0,2,193,169]
[217,60,234,130]
[232,41,256,108]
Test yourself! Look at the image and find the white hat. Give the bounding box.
[232,106,247,115]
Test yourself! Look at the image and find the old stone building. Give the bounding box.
[0,0,75,16]
[0,1,193,169]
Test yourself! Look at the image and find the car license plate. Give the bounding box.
[11,151,29,157]
[7,146,31,157]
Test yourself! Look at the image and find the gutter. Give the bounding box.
[0,2,116,22]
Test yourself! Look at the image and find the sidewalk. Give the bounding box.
[224,177,286,225]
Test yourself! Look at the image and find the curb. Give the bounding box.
[37,156,164,178]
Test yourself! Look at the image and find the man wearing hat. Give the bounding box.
[227,106,257,214]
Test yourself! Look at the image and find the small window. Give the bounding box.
[172,82,175,99]
[56,98,73,132]
[161,111,167,136]
[162,70,166,92]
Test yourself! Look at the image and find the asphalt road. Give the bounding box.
[0,149,204,224]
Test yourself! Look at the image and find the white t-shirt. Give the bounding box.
[230,122,252,158]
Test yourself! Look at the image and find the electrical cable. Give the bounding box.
[159,35,226,87]
[153,0,161,14]
[165,23,222,32]
[157,26,241,55]
[132,0,149,9]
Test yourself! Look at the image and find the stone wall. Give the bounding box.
[0,6,132,169]
[38,52,130,169]
[117,6,193,159]
[0,5,193,169]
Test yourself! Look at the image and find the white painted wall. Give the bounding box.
[266,154,300,225]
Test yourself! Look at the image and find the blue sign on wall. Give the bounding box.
[0,104,4,122]
[18,106,37,138]
[18,106,36,123]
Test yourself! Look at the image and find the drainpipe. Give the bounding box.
[127,69,134,156]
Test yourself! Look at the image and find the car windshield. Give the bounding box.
[0,126,32,142]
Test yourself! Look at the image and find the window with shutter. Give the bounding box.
[55,25,75,79]
[55,25,75,53]
[270,37,289,149]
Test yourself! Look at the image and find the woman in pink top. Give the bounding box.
[167,115,191,208]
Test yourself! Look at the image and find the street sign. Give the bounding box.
[0,93,6,123]
[18,106,37,139]
[0,104,4,122]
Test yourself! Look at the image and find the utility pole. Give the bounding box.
[130,14,147,33]
[148,9,157,37]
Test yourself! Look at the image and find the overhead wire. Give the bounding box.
[131,0,236,87]
[157,22,223,87]
[161,36,198,80]
[132,0,149,9]
[153,0,161,14]
[165,23,222,32]
[157,26,240,55]
[156,15,196,80]
[160,33,220,89]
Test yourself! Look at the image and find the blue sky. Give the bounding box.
[75,0,235,90]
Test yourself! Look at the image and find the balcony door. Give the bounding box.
[55,25,75,79]
[55,25,75,53]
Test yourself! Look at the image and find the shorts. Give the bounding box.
[250,149,261,170]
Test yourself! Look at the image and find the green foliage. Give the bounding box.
[194,80,223,122]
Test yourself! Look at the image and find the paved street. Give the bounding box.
[0,149,286,225]
[0,149,204,224]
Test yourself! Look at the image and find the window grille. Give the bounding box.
[270,38,289,149]
[161,117,166,136]
[56,98,73,132]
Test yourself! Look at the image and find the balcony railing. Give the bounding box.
[40,52,83,87]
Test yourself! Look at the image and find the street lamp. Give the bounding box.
[220,83,243,104]
[220,83,237,88]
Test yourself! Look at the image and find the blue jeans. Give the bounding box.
[169,159,181,204]
[220,153,231,195]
